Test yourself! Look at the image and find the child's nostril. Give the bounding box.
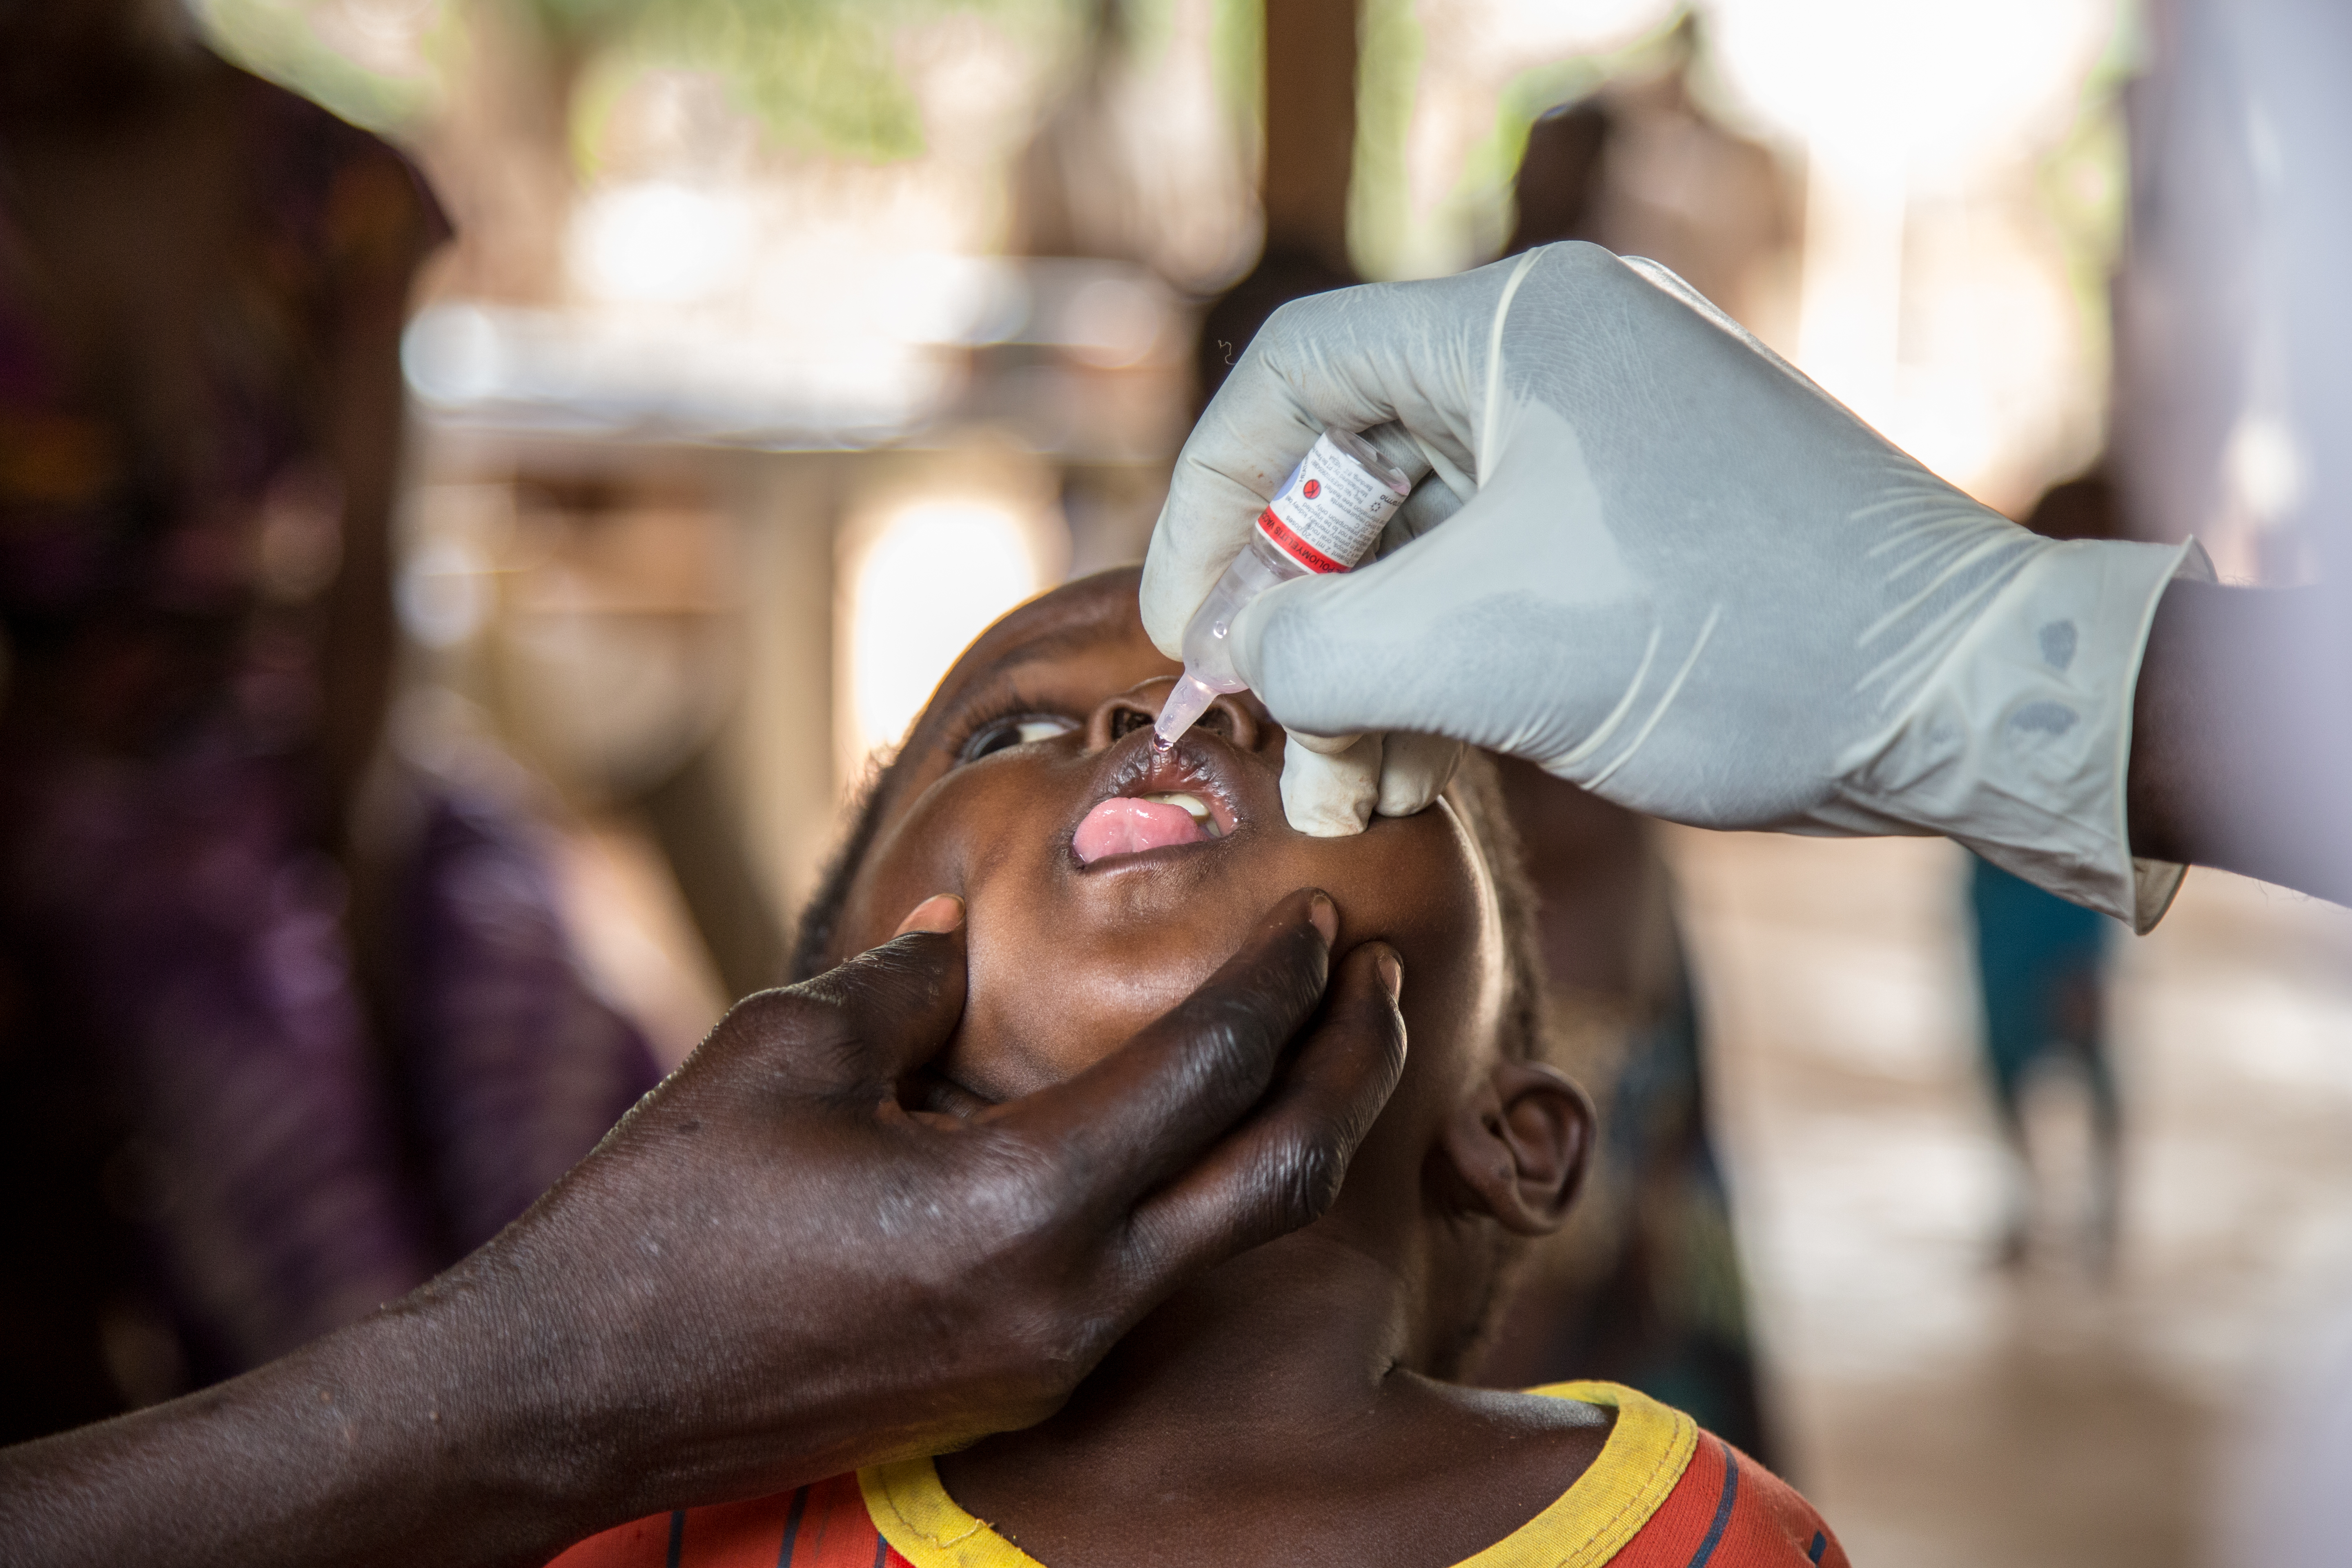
[1109,694,1243,745]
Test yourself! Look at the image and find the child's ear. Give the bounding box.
[1438,1061,1595,1236]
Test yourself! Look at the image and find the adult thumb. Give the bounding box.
[764,898,970,1090]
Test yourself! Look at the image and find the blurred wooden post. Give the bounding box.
[727,454,849,962]
[1261,0,1360,276]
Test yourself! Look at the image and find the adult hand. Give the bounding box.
[1143,242,2204,927]
[0,889,1405,1568]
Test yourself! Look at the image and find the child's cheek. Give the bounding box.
[835,775,982,958]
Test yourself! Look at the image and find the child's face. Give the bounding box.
[828,569,1507,1129]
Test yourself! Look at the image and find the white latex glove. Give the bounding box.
[1141,243,2206,929]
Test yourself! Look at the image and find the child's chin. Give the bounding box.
[948,998,1168,1100]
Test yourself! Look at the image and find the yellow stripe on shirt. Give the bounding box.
[1454,1381,1699,1568]
[861,1459,1046,1568]
[861,1380,1694,1568]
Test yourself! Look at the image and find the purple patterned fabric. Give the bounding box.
[7,743,436,1375]
[0,739,660,1394]
[0,59,659,1432]
[398,788,663,1258]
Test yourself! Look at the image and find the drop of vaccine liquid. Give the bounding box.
[1151,733,1174,755]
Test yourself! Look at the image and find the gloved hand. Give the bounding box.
[1142,242,2205,928]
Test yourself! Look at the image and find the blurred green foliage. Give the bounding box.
[194,0,451,129]
[198,0,1096,161]
[1346,0,1420,280]
[1462,26,1681,263]
[1349,4,1688,281]
[2038,0,2140,433]
[549,0,970,162]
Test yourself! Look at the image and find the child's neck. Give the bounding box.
[1028,1230,1428,1457]
[935,1227,1614,1568]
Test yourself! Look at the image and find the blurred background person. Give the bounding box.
[1967,473,2129,1275]
[1967,845,2121,1271]
[0,0,655,1441]
[1183,0,1363,414]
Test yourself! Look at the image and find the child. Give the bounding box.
[550,568,1844,1568]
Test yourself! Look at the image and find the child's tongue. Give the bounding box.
[1074,796,1205,864]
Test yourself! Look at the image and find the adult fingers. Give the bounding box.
[766,897,970,1092]
[1223,484,1584,760]
[1278,734,1382,837]
[893,893,967,937]
[1146,252,1589,659]
[1376,733,1464,819]
[990,889,1336,1214]
[1379,450,1471,554]
[1274,732,1461,836]
[1140,337,1326,658]
[1121,941,1407,1287]
[1140,280,1478,660]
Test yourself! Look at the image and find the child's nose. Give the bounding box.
[1088,680,1263,752]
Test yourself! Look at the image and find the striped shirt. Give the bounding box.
[549,1382,1844,1568]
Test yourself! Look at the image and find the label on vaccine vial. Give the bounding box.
[1255,433,1403,574]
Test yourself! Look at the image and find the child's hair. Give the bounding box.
[790,746,1555,1074]
[790,750,902,984]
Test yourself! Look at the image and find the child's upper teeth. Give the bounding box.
[1141,791,1212,826]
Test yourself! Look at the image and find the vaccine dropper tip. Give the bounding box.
[1152,673,1218,755]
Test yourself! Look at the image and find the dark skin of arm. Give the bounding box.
[2127,579,2352,904]
[0,889,1406,1568]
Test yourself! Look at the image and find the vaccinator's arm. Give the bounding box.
[2128,579,2352,905]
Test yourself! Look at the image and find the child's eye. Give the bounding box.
[959,715,1076,764]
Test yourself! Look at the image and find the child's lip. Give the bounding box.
[1071,732,1248,865]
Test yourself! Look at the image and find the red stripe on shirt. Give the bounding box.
[546,1475,911,1568]
[1606,1435,1849,1568]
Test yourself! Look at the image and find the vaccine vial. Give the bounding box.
[1153,428,1412,751]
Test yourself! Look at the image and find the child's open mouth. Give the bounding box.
[1070,737,1243,867]
[1073,793,1220,864]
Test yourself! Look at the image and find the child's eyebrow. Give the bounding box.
[920,637,1100,747]
[931,672,1054,735]
[981,619,1123,677]
[937,620,1124,717]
